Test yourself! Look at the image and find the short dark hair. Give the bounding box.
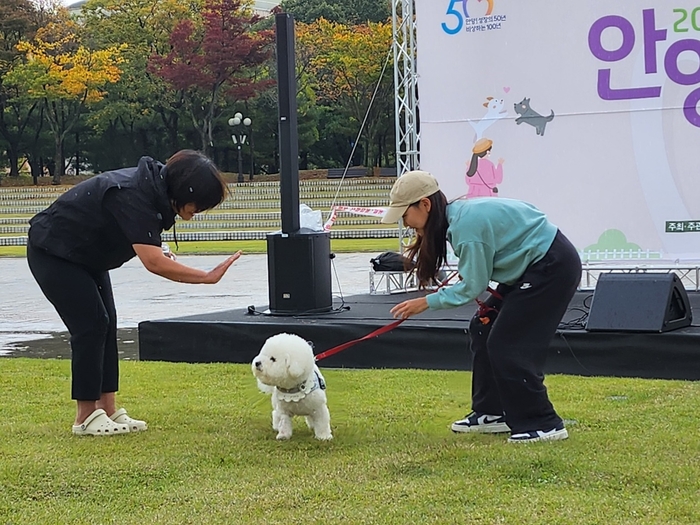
[165,150,228,212]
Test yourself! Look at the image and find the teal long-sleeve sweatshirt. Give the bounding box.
[425,198,558,310]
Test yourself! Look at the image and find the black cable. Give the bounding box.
[246,305,263,316]
[330,254,348,313]
[245,254,351,317]
[557,293,594,330]
[289,307,351,318]
[288,255,351,317]
[556,331,595,375]
[246,304,351,318]
[557,311,588,330]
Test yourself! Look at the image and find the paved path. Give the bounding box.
[0,253,379,357]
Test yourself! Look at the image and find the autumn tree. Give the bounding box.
[148,0,273,157]
[7,20,124,182]
[296,18,394,167]
[80,0,193,163]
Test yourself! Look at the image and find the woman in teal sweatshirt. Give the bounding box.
[382,170,581,443]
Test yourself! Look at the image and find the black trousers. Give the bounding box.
[27,244,119,400]
[468,230,581,433]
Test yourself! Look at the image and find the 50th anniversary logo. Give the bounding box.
[442,0,507,35]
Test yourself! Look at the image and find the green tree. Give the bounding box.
[8,20,125,182]
[279,0,390,24]
[0,0,41,177]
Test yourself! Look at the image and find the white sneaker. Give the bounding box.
[451,412,510,434]
[508,424,568,443]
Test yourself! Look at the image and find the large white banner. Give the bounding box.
[414,0,700,262]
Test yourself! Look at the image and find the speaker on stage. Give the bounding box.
[586,273,692,332]
[267,231,332,314]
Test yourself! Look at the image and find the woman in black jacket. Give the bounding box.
[27,150,241,436]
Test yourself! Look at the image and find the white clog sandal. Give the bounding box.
[110,408,148,432]
[72,409,129,436]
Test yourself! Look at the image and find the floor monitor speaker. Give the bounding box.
[586,273,692,332]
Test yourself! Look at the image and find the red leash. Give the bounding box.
[315,269,501,362]
[314,319,405,361]
[476,285,503,324]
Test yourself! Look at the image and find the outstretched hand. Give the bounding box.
[203,251,242,284]
[390,296,429,319]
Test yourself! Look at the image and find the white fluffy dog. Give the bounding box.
[251,333,332,441]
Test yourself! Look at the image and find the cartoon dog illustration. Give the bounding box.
[514,97,554,136]
[469,97,508,141]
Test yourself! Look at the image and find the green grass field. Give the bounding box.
[0,238,400,258]
[0,246,25,257]
[1,359,699,524]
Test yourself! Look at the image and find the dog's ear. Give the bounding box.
[286,353,306,379]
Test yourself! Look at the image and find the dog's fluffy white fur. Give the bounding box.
[252,333,332,441]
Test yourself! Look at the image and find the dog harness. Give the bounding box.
[275,368,326,403]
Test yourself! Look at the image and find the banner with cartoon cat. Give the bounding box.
[415,0,700,262]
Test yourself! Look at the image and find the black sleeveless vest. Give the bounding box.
[28,157,176,271]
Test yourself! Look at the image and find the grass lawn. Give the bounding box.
[172,238,400,255]
[1,359,699,524]
[0,239,400,258]
[0,246,26,257]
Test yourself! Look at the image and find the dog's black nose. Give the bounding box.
[254,360,262,369]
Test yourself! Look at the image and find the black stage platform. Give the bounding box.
[139,290,700,381]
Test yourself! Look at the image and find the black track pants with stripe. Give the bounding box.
[468,230,581,433]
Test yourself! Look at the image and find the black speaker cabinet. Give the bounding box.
[586,273,692,332]
[267,231,332,314]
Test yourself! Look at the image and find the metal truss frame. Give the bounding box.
[392,0,419,250]
[369,270,418,295]
[370,264,700,296]
[580,263,700,292]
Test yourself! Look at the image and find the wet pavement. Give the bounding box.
[0,253,376,360]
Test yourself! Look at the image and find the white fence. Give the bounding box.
[579,250,663,261]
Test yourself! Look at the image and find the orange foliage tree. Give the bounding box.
[7,21,124,182]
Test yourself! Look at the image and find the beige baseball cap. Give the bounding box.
[381,170,440,224]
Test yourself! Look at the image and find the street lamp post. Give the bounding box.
[228,112,252,183]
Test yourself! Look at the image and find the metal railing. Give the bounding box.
[580,263,700,291]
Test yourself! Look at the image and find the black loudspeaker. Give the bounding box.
[586,273,692,332]
[276,13,301,233]
[267,232,332,314]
